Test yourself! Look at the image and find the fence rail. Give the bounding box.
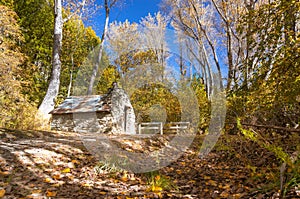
[138,122,163,135]
[168,122,190,133]
[137,122,190,134]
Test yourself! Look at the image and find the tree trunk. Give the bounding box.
[87,0,110,95]
[38,0,63,119]
[67,54,74,97]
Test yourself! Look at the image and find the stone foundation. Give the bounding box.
[51,112,115,133]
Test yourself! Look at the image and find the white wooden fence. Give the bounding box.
[138,122,163,135]
[137,122,190,134]
[168,122,190,133]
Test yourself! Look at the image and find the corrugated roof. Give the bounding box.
[49,95,111,114]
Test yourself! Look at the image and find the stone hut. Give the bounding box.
[49,85,136,134]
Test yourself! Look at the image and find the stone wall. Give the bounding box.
[111,88,136,134]
[51,112,115,133]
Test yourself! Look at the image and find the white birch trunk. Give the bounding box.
[38,0,63,120]
[87,0,110,95]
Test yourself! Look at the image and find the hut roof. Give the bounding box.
[49,95,111,115]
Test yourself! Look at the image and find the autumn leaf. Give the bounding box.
[62,168,71,173]
[31,189,42,194]
[206,180,217,186]
[71,159,80,164]
[148,185,163,192]
[0,189,5,198]
[121,174,128,182]
[0,171,10,176]
[52,174,61,180]
[188,180,196,184]
[82,183,92,187]
[220,191,229,198]
[156,192,163,198]
[155,175,161,181]
[44,178,52,183]
[46,191,57,197]
[176,170,182,174]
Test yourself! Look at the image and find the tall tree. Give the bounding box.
[243,0,300,125]
[60,16,100,101]
[38,0,88,119]
[87,0,119,95]
[107,20,140,76]
[209,0,245,91]
[162,0,224,95]
[140,12,169,80]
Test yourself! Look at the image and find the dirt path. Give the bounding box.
[0,128,299,198]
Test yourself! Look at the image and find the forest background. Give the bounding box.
[0,0,299,196]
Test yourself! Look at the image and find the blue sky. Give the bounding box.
[91,0,162,36]
[111,0,162,23]
[87,0,228,79]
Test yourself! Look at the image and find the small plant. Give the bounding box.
[94,155,128,175]
[145,171,177,192]
[282,157,300,197]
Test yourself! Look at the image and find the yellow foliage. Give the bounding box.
[0,5,43,130]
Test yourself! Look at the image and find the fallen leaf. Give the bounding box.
[176,170,182,174]
[220,191,229,197]
[31,190,42,194]
[71,159,80,164]
[151,186,163,192]
[0,171,10,176]
[0,189,5,198]
[46,191,57,197]
[62,168,71,173]
[121,173,128,181]
[44,178,52,183]
[52,174,61,180]
[207,179,217,186]
[82,183,92,187]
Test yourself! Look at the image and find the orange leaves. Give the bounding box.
[71,159,80,165]
[0,189,5,198]
[46,191,57,197]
